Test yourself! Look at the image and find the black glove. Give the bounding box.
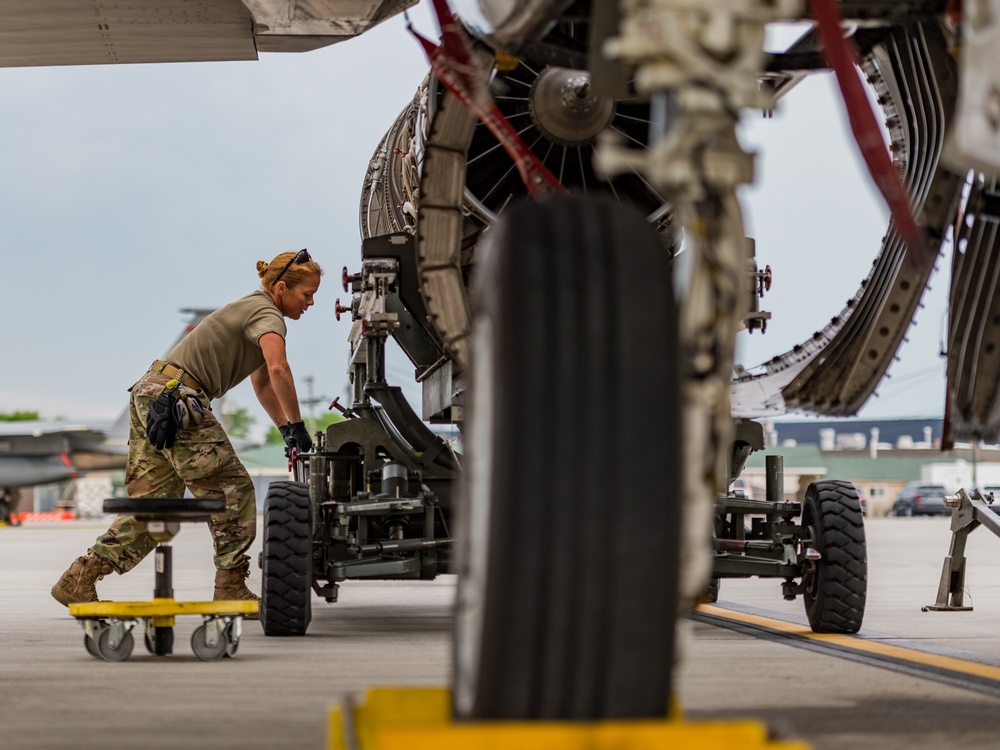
[282,421,313,453]
[146,391,179,450]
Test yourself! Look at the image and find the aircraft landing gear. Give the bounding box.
[454,194,682,720]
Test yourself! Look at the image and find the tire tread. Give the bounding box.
[261,481,312,636]
[804,480,867,633]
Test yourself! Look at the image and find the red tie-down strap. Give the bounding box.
[409,0,565,199]
[809,0,929,270]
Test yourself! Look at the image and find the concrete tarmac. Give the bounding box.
[3,515,1000,749]
[0,518,452,750]
[679,515,1000,749]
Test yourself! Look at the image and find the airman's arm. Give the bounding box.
[252,332,303,427]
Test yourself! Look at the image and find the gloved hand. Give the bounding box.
[146,391,179,450]
[282,421,313,453]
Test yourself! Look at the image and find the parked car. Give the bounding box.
[892,483,950,516]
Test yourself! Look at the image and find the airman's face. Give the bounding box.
[277,273,320,320]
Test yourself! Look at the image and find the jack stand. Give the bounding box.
[923,488,1000,612]
[329,688,809,750]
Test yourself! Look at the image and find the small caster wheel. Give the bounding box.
[226,628,240,658]
[144,626,174,656]
[191,623,227,661]
[223,617,243,658]
[97,628,134,662]
[84,634,101,660]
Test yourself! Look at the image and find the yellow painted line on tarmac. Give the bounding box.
[698,604,1000,684]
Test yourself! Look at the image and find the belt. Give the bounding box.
[149,360,205,392]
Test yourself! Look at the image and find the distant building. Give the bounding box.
[237,444,294,511]
[742,418,1000,516]
[763,418,943,450]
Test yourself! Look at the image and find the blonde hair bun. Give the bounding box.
[256,260,269,278]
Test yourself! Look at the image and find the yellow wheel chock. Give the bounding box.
[329,688,810,750]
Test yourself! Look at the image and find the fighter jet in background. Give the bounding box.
[0,308,215,488]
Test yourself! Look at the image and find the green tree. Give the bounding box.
[221,405,255,440]
[265,411,345,445]
[0,410,41,421]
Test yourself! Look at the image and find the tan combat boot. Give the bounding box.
[214,559,260,620]
[51,552,114,606]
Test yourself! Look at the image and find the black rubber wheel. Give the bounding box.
[260,481,313,636]
[144,626,174,656]
[802,480,867,633]
[0,497,20,525]
[702,578,721,604]
[453,194,681,720]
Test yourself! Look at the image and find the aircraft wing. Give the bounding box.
[0,455,75,487]
[0,308,217,487]
[0,0,417,68]
[0,429,75,487]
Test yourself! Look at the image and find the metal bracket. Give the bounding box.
[330,556,421,581]
[923,488,1000,611]
[84,617,136,648]
[201,615,226,649]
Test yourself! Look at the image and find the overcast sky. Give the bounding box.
[0,10,949,439]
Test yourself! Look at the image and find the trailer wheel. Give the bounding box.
[802,480,867,633]
[701,578,721,604]
[261,481,313,636]
[453,194,681,720]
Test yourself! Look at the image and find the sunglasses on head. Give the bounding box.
[274,248,312,285]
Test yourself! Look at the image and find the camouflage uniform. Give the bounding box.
[90,371,256,573]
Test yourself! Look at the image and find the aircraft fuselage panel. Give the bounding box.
[0,0,418,68]
[0,1,258,67]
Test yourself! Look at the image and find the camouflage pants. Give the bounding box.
[91,372,257,573]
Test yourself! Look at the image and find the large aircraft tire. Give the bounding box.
[453,194,681,720]
[802,480,867,633]
[260,481,313,636]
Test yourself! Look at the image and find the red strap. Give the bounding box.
[410,0,564,198]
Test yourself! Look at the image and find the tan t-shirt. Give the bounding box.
[165,290,286,399]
